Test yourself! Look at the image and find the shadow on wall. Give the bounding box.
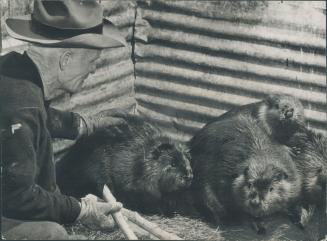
[133,0,326,142]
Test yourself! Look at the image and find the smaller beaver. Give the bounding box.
[190,114,301,234]
[56,114,193,214]
[287,128,327,208]
[210,93,305,144]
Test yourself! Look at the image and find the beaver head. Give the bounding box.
[258,94,305,137]
[265,94,305,124]
[135,136,193,197]
[150,139,193,193]
[233,149,300,218]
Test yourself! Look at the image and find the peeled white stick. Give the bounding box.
[103,185,138,240]
[127,221,159,240]
[122,208,183,240]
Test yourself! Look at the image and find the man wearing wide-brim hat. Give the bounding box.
[1,0,127,239]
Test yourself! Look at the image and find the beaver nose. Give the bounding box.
[285,108,294,119]
[250,199,260,208]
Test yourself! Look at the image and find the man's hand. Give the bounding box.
[78,109,130,136]
[76,194,122,231]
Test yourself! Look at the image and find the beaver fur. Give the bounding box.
[287,128,327,208]
[210,93,305,144]
[190,114,301,234]
[56,114,193,214]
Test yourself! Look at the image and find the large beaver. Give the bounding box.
[190,114,301,234]
[211,93,305,144]
[287,128,327,208]
[56,114,193,214]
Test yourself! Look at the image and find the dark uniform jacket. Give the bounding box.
[0,51,81,224]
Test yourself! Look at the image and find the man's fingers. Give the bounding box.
[83,194,122,213]
[97,202,123,215]
[96,197,105,202]
[110,118,127,126]
[84,194,98,202]
[100,117,127,127]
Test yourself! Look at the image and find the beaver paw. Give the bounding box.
[251,218,267,235]
[288,205,306,230]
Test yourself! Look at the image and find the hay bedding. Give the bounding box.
[65,207,321,240]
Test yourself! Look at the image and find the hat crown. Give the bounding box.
[32,0,103,30]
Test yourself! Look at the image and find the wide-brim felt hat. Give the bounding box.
[5,0,127,49]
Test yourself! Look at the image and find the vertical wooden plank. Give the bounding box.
[7,0,10,17]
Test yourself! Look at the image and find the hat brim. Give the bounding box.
[5,15,127,49]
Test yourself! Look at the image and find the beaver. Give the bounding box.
[287,128,327,208]
[189,114,301,234]
[56,114,193,214]
[210,93,305,144]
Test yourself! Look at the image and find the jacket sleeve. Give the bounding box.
[2,115,81,224]
[46,107,81,140]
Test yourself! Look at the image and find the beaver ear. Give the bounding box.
[152,143,173,158]
[264,94,279,107]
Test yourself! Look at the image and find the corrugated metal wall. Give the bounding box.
[134,0,326,142]
[1,0,326,147]
[0,0,137,158]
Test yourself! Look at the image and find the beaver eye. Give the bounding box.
[171,162,176,167]
[269,187,274,192]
